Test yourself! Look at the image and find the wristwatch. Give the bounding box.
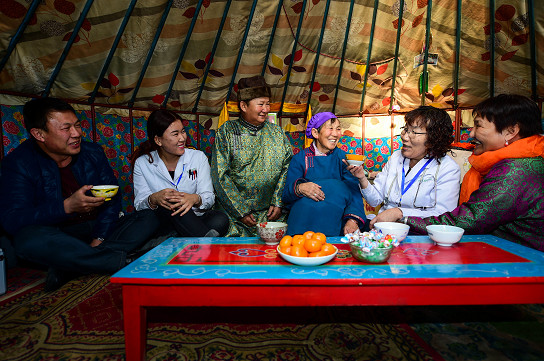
[399,217,408,224]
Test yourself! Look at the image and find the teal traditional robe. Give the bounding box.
[211,118,293,236]
[408,157,544,251]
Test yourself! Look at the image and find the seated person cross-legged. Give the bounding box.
[399,95,544,251]
[0,97,159,291]
[132,109,229,238]
[282,112,367,236]
[346,106,461,228]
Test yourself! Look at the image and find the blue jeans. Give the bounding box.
[13,210,158,274]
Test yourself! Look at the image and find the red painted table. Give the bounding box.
[110,235,544,361]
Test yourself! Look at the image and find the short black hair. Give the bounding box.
[23,97,76,134]
[472,94,543,138]
[404,106,454,160]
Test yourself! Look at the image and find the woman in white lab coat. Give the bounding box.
[132,110,229,237]
[346,106,461,228]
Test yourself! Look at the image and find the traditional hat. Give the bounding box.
[237,75,271,103]
[305,112,337,139]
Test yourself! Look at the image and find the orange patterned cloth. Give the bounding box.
[459,135,544,204]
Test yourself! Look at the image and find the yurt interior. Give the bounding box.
[1,0,544,360]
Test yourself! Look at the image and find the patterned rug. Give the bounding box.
[1,267,543,361]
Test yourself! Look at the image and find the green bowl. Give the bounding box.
[350,244,394,263]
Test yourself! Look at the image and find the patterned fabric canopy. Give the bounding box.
[0,0,542,116]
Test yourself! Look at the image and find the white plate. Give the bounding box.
[276,245,337,266]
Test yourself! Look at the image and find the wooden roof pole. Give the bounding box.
[128,0,174,107]
[0,0,41,74]
[389,0,405,112]
[261,0,285,77]
[225,0,260,105]
[89,0,138,104]
[305,0,333,117]
[527,0,538,101]
[489,0,496,97]
[279,0,308,117]
[360,0,382,115]
[43,0,96,96]
[420,0,433,105]
[332,0,355,114]
[162,0,205,108]
[193,0,233,113]
[453,0,462,108]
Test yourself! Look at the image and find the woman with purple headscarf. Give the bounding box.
[282,112,367,236]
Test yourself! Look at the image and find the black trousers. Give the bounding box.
[155,207,229,237]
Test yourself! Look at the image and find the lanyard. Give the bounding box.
[412,162,441,209]
[170,164,186,190]
[400,158,433,203]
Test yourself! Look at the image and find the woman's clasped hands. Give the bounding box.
[149,188,201,216]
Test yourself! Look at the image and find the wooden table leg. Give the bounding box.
[122,286,147,361]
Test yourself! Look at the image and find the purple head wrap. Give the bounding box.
[305,112,338,139]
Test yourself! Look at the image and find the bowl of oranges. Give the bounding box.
[276,231,338,266]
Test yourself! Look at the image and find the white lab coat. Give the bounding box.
[133,149,214,215]
[361,150,460,218]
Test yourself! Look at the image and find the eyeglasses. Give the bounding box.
[400,126,427,138]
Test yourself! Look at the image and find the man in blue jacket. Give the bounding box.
[0,98,158,291]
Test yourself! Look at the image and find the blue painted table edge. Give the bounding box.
[111,235,544,281]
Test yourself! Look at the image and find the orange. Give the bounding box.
[292,235,305,246]
[280,246,292,255]
[321,243,336,255]
[291,245,308,257]
[312,232,327,244]
[303,231,315,239]
[279,236,292,248]
[304,238,322,253]
[309,251,326,257]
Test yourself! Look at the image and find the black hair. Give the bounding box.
[404,106,454,160]
[131,109,184,167]
[472,94,543,138]
[22,97,76,134]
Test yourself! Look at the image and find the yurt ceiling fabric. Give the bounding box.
[0,0,543,116]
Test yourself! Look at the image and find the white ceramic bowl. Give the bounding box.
[426,225,465,246]
[346,159,364,167]
[277,245,337,266]
[373,222,409,241]
[90,185,119,201]
[256,222,288,245]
